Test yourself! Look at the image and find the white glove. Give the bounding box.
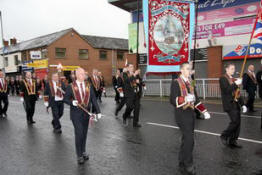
[143,86,147,90]
[72,100,78,106]
[97,113,102,119]
[39,95,42,99]
[203,112,211,119]
[235,78,242,85]
[120,92,124,97]
[44,102,49,107]
[20,98,24,102]
[242,105,247,113]
[185,94,195,102]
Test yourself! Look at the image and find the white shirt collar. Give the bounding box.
[180,75,189,82]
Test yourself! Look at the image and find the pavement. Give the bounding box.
[0,96,261,175]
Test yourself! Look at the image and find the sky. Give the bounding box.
[0,0,130,47]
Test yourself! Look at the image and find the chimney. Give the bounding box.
[10,38,17,45]
[12,38,17,45]
[3,40,8,47]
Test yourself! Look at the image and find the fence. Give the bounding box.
[144,78,252,99]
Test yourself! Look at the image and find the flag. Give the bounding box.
[143,0,195,74]
[252,0,262,43]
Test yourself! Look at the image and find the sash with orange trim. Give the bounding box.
[43,81,64,102]
[0,79,8,93]
[91,76,100,91]
[71,81,90,107]
[22,79,36,96]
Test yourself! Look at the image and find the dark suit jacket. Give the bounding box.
[122,72,136,98]
[256,70,262,99]
[112,76,118,89]
[20,79,39,101]
[243,73,257,92]
[64,82,101,120]
[44,81,66,107]
[219,76,244,112]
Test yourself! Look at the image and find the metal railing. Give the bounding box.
[144,78,253,99]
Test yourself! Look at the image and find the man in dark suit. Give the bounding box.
[0,70,9,118]
[43,73,66,133]
[115,68,127,118]
[243,64,257,112]
[170,62,210,175]
[20,71,41,124]
[219,63,247,148]
[122,64,142,127]
[88,69,100,112]
[112,69,120,104]
[64,68,101,165]
[256,64,262,129]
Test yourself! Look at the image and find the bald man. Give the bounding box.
[64,68,101,165]
[243,65,257,112]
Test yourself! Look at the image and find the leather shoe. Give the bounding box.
[220,135,229,146]
[31,121,36,124]
[77,157,85,165]
[83,153,89,161]
[115,109,118,116]
[133,123,142,128]
[123,118,127,126]
[53,129,62,134]
[230,141,242,149]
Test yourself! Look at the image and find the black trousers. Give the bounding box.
[175,109,195,167]
[114,88,120,103]
[246,90,255,111]
[24,99,36,122]
[91,90,99,113]
[98,89,102,101]
[123,96,140,125]
[116,97,126,113]
[71,112,90,157]
[0,93,8,115]
[51,101,64,129]
[221,103,241,143]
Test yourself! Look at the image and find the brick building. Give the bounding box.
[0,28,133,85]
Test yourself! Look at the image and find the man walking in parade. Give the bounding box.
[0,70,9,118]
[112,69,120,104]
[64,68,101,164]
[88,69,100,113]
[219,63,247,148]
[170,62,211,175]
[43,73,66,134]
[243,64,257,113]
[20,71,41,124]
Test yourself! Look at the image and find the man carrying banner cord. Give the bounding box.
[20,71,41,124]
[0,70,9,118]
[43,73,66,134]
[170,62,211,175]
[243,64,257,113]
[64,67,102,164]
[122,64,142,128]
[219,63,247,149]
[88,69,101,114]
[115,67,127,119]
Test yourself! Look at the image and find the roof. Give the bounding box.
[108,0,141,12]
[81,35,128,50]
[0,28,73,55]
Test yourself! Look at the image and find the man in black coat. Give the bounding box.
[20,71,41,124]
[0,70,9,118]
[115,68,126,118]
[44,73,66,133]
[256,64,262,129]
[219,63,247,148]
[170,62,210,175]
[243,64,257,112]
[64,68,101,165]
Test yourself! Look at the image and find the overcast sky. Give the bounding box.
[0,0,130,47]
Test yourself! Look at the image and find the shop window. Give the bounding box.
[79,49,89,59]
[4,57,8,67]
[117,51,124,60]
[14,55,20,65]
[55,48,66,58]
[99,50,107,60]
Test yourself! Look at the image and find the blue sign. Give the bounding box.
[132,10,143,23]
[198,0,260,12]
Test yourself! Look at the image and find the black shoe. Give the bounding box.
[230,141,242,149]
[123,118,127,126]
[185,165,196,175]
[115,109,118,117]
[31,121,36,124]
[2,113,7,118]
[83,153,89,161]
[133,123,142,128]
[220,135,229,146]
[0,114,3,118]
[77,156,85,165]
[53,129,62,134]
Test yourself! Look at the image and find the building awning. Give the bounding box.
[108,0,142,12]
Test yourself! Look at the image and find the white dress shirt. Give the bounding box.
[53,81,63,101]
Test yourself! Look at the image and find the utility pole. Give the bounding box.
[0,11,4,48]
[136,0,140,69]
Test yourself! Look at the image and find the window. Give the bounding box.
[117,51,124,60]
[79,49,89,59]
[14,55,20,65]
[4,57,8,67]
[41,49,47,59]
[22,52,27,61]
[99,50,107,60]
[55,48,66,58]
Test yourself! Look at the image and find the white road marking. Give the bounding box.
[209,111,261,119]
[147,122,262,145]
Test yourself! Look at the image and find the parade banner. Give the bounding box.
[62,66,80,71]
[143,0,195,73]
[27,59,48,68]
